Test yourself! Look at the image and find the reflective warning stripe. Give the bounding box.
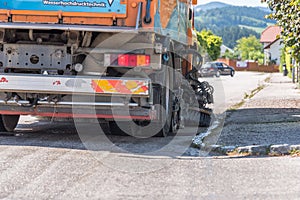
[91,79,149,95]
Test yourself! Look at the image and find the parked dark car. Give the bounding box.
[213,62,235,77]
[199,62,220,77]
[199,62,235,77]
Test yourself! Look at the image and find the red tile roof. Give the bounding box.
[260,26,281,43]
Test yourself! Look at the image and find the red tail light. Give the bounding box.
[118,55,129,66]
[106,54,151,67]
[128,55,137,66]
[145,55,150,66]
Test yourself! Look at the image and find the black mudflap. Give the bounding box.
[184,109,211,127]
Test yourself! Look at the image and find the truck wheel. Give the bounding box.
[0,115,20,132]
[154,55,176,137]
[170,111,179,135]
[108,121,131,136]
[155,85,173,137]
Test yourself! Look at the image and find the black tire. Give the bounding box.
[170,111,179,135]
[0,114,20,132]
[155,84,173,137]
[199,112,211,127]
[230,70,235,77]
[156,51,177,137]
[215,71,221,77]
[108,121,131,136]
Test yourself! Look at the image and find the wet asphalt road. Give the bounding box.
[1,72,299,199]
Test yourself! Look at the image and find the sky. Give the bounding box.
[198,0,268,7]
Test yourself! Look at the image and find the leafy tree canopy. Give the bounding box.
[235,35,264,63]
[197,30,223,61]
[264,0,300,62]
[223,49,239,60]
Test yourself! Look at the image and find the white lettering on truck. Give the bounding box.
[43,0,109,8]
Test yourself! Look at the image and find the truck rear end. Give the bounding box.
[0,0,213,136]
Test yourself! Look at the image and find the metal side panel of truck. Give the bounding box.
[0,0,213,136]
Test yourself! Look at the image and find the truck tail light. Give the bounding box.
[118,54,129,66]
[106,54,151,67]
[128,55,137,66]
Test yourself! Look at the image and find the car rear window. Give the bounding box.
[203,63,212,68]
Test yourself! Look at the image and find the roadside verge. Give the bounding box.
[190,73,300,157]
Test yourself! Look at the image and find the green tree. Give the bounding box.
[235,35,264,63]
[264,0,300,62]
[223,49,239,60]
[197,30,223,60]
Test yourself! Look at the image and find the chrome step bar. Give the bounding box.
[0,100,30,105]
[0,22,139,32]
[0,100,139,107]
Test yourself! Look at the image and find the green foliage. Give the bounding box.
[265,0,300,62]
[279,46,286,72]
[223,49,239,60]
[214,26,260,49]
[235,35,264,63]
[197,30,223,61]
[238,25,265,33]
[194,6,275,48]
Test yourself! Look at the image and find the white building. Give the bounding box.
[260,26,283,65]
[220,44,234,56]
[263,38,283,65]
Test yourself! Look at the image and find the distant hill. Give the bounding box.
[194,3,275,49]
[194,2,230,11]
[257,6,272,13]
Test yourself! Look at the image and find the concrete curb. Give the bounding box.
[190,142,300,156]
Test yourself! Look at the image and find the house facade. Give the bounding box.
[260,26,283,65]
